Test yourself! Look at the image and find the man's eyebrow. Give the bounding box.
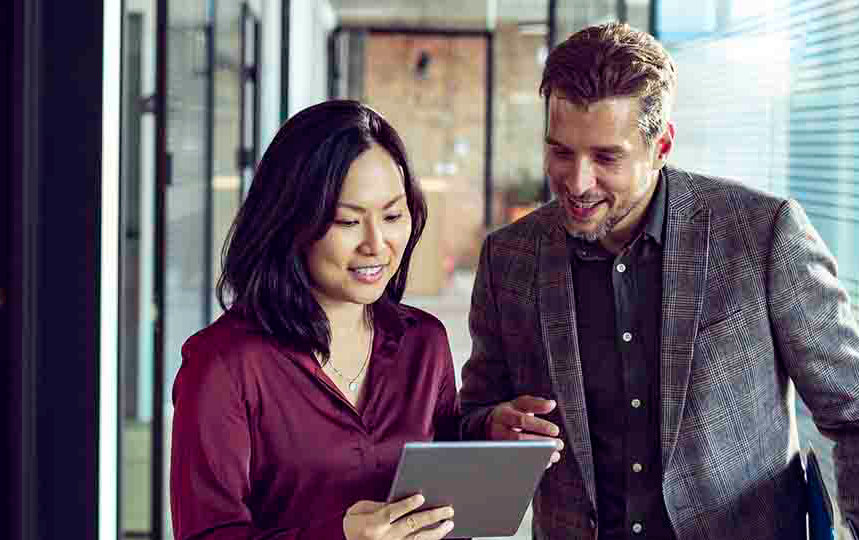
[545,136,626,155]
[337,194,406,211]
[593,145,626,155]
[544,135,567,148]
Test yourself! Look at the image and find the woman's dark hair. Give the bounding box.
[216,99,427,362]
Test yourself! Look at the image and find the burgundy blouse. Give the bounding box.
[170,303,459,540]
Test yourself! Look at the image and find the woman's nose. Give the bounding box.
[358,220,384,254]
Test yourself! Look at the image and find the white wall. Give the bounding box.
[288,0,337,117]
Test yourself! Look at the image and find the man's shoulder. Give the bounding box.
[666,165,787,216]
[486,200,561,249]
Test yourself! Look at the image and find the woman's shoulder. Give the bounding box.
[182,310,267,357]
[393,303,449,341]
[179,310,292,384]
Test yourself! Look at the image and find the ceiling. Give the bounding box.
[328,0,651,29]
[328,0,551,28]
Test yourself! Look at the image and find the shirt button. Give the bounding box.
[632,462,643,473]
[631,398,642,408]
[632,522,644,534]
[588,517,596,529]
[616,263,627,273]
[622,332,633,342]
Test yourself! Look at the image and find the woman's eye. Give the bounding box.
[333,219,358,227]
[384,213,403,223]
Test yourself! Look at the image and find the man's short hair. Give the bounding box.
[540,22,678,146]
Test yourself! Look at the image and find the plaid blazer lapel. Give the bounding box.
[537,204,598,509]
[660,168,711,472]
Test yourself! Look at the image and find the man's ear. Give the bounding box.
[654,121,676,166]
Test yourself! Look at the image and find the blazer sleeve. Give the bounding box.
[766,199,859,527]
[459,234,516,440]
[170,340,345,540]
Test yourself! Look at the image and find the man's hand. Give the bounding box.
[343,495,454,540]
[486,395,564,466]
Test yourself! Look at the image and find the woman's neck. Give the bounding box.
[322,302,370,341]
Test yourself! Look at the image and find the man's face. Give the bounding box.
[544,94,674,249]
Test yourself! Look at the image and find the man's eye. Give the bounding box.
[597,154,618,163]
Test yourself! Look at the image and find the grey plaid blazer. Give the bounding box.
[460,166,859,540]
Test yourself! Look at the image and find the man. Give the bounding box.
[459,22,859,540]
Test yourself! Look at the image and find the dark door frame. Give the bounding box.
[6,1,106,539]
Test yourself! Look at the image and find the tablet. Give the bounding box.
[387,440,556,538]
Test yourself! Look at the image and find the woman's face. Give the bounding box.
[305,144,413,311]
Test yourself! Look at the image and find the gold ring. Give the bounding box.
[407,516,418,530]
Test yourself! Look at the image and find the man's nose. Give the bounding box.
[566,159,596,197]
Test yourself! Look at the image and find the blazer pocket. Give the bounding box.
[697,307,743,335]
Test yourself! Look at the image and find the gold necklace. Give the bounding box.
[327,326,374,392]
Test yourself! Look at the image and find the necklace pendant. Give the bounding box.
[349,381,358,392]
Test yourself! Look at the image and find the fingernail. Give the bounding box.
[446,521,455,530]
[416,495,425,504]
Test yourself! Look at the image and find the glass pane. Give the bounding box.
[361,32,487,292]
[119,0,158,537]
[554,0,621,42]
[164,1,211,537]
[212,1,243,318]
[493,11,550,227]
[241,7,258,200]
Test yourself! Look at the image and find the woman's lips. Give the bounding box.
[349,264,385,284]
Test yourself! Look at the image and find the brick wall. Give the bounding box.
[360,25,547,268]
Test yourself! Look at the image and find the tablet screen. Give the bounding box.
[387,441,556,538]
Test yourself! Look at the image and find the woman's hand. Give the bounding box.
[343,494,454,540]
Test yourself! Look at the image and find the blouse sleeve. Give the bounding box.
[170,338,345,540]
[432,325,461,442]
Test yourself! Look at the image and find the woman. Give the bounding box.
[170,100,457,540]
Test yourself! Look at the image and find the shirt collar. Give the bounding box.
[643,169,667,246]
[372,297,418,357]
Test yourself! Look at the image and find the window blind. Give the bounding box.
[665,0,859,316]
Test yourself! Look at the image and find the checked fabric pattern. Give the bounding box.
[460,166,859,540]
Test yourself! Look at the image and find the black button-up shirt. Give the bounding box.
[567,175,675,539]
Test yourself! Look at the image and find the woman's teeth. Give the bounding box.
[353,265,383,276]
[571,199,600,209]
